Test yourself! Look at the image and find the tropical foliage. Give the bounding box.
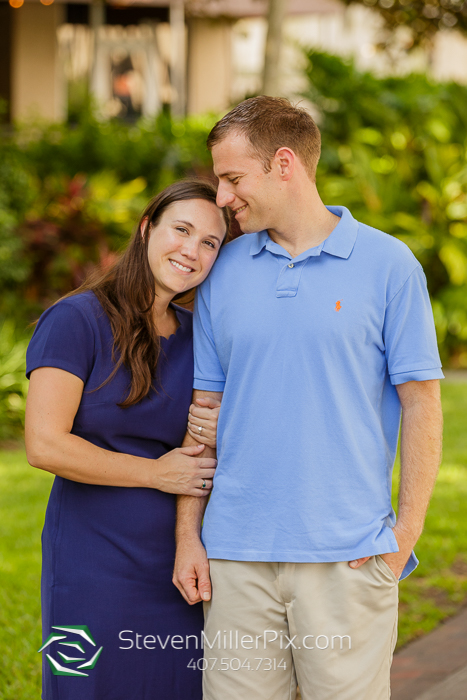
[304,50,467,365]
[0,112,216,320]
[0,321,30,440]
[1,55,467,435]
[0,112,216,437]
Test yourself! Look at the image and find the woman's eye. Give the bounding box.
[204,240,216,249]
[176,227,189,234]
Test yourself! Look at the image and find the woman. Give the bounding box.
[25,180,230,700]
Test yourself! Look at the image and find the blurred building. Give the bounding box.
[1,0,467,123]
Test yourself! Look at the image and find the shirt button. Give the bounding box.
[288,263,294,268]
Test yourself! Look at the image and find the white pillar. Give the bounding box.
[11,2,65,122]
[143,25,162,117]
[170,0,186,116]
[187,17,232,115]
[90,0,109,109]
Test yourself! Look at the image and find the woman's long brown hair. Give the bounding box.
[64,180,230,407]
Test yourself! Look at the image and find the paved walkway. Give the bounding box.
[391,607,467,699]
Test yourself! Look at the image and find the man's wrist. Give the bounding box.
[176,531,203,547]
[393,521,420,549]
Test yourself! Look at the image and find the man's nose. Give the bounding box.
[216,183,235,208]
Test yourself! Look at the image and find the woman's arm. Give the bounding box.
[25,367,216,496]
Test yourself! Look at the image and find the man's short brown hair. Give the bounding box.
[207,96,321,181]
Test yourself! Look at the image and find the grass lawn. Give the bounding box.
[0,381,466,696]
[0,450,52,699]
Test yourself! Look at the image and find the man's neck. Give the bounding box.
[266,189,340,259]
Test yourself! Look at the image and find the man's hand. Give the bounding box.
[348,527,414,579]
[378,527,415,579]
[174,390,221,604]
[173,536,211,605]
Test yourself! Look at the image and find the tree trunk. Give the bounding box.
[261,0,288,96]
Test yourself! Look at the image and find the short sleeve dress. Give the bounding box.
[26,291,203,700]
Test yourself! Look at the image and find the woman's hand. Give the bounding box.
[187,397,221,448]
[26,367,217,493]
[154,443,217,496]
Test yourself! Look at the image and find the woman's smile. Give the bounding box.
[169,258,196,274]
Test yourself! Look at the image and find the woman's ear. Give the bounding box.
[140,216,150,241]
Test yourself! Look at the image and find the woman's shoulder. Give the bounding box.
[39,291,106,328]
[27,292,105,381]
[56,290,103,314]
[30,292,108,354]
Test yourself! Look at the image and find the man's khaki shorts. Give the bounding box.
[203,558,398,700]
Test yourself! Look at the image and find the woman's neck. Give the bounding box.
[152,295,179,339]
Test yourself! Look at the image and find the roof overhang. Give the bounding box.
[4,0,344,17]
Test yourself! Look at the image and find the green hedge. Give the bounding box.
[0,112,217,321]
[1,56,467,435]
[0,321,30,440]
[303,51,467,365]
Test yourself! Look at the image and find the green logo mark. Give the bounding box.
[38,625,103,677]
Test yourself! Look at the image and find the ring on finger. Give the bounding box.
[201,479,206,489]
[197,426,203,435]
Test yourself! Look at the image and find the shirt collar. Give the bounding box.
[249,206,358,260]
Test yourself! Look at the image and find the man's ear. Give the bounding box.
[140,216,150,240]
[274,147,295,182]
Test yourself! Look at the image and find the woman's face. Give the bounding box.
[146,198,226,300]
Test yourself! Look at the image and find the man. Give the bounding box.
[173,96,443,700]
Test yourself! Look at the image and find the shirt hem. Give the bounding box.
[26,358,88,382]
[389,367,444,385]
[204,544,400,563]
[205,547,418,580]
[194,378,226,392]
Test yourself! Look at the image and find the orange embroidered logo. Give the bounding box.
[335,300,342,312]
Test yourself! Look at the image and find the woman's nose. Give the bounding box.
[180,238,199,260]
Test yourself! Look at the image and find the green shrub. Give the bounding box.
[0,321,30,440]
[16,110,215,191]
[0,142,37,315]
[2,73,467,365]
[0,112,217,322]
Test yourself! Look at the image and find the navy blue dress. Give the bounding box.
[26,292,203,700]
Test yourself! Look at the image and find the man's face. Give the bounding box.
[212,132,281,234]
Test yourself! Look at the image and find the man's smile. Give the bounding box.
[234,204,248,216]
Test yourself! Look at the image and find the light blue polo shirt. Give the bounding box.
[193,206,443,579]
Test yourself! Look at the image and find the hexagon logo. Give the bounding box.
[38,625,103,677]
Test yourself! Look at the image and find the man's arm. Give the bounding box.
[173,389,223,605]
[350,379,443,577]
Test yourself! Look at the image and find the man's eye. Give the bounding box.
[229,178,240,184]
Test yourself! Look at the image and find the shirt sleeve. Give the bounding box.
[384,265,444,385]
[193,282,226,392]
[26,300,96,383]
